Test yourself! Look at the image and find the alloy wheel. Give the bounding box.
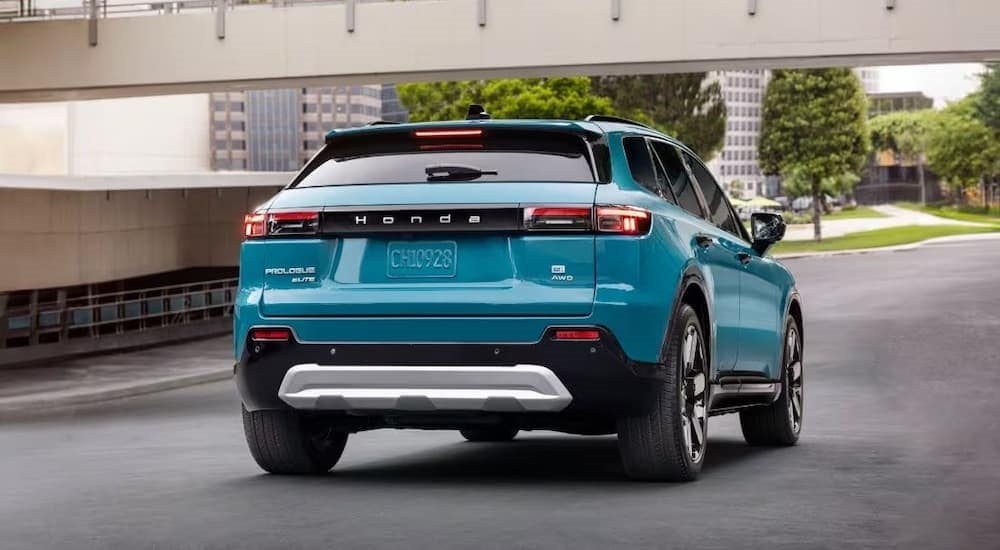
[680,324,708,463]
[785,326,804,434]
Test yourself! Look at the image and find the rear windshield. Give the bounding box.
[291,130,598,187]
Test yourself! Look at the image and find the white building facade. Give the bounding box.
[707,68,879,199]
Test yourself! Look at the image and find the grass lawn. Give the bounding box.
[896,202,1000,225]
[822,206,888,220]
[772,224,1000,255]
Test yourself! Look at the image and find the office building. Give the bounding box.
[211,85,385,171]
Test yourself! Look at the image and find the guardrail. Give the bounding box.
[1,277,237,350]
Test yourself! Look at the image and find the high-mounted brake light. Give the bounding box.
[596,206,651,235]
[250,327,292,342]
[553,329,601,341]
[413,129,484,138]
[523,206,592,231]
[244,211,319,240]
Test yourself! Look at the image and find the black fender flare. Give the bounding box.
[658,264,715,380]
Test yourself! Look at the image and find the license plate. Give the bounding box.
[386,241,457,278]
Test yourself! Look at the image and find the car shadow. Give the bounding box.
[238,435,777,486]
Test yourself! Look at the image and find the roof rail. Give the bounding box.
[584,115,652,130]
[365,120,400,126]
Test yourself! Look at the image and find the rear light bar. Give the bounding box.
[522,205,651,235]
[244,205,651,238]
[553,329,601,341]
[250,327,292,342]
[244,211,319,239]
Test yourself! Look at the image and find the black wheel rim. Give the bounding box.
[785,326,803,434]
[681,324,708,463]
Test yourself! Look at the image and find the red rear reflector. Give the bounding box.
[244,213,266,239]
[523,206,592,231]
[413,129,484,138]
[250,328,292,342]
[596,206,652,235]
[553,330,601,341]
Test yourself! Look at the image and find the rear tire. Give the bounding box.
[616,304,708,482]
[739,315,803,446]
[460,427,519,442]
[242,405,349,475]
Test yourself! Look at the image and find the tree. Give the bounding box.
[397,78,613,122]
[869,110,935,205]
[926,109,998,203]
[590,74,726,159]
[759,69,870,241]
[780,168,861,212]
[975,64,1000,137]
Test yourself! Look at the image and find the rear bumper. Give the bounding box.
[278,364,572,412]
[236,327,664,420]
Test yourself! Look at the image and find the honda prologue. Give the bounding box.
[235,109,803,481]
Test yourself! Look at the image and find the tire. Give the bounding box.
[616,303,709,482]
[460,427,519,442]
[242,405,349,475]
[739,315,803,446]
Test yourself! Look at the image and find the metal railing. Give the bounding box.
[1,277,237,349]
[0,0,418,23]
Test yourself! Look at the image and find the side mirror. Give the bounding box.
[750,212,786,255]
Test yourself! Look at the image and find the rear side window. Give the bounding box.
[622,137,661,195]
[685,152,743,237]
[292,130,597,187]
[650,141,703,218]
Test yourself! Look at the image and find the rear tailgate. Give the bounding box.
[252,126,603,318]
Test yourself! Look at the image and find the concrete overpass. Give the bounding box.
[2,0,1000,102]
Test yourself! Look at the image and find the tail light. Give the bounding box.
[523,207,592,231]
[522,205,651,235]
[244,211,319,240]
[595,206,651,235]
[250,327,292,342]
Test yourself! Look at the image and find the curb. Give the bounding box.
[0,368,233,419]
[775,232,1000,260]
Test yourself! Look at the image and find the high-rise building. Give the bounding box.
[381,85,410,124]
[868,91,933,118]
[707,67,879,199]
[210,84,386,171]
[705,69,769,198]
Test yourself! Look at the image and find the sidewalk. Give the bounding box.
[0,336,233,418]
[783,204,988,241]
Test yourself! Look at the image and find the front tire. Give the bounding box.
[617,303,709,482]
[739,315,803,446]
[460,427,519,442]
[242,406,349,475]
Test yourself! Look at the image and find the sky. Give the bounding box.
[876,63,985,107]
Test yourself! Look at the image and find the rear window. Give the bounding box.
[291,130,597,187]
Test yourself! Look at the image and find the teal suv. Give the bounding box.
[235,108,804,481]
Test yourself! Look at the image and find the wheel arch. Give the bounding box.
[663,266,714,377]
[785,291,804,347]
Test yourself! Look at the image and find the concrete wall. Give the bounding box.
[67,95,211,174]
[0,103,69,174]
[0,186,280,292]
[1,0,999,102]
[0,95,209,174]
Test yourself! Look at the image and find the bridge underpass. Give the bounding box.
[2,0,1000,102]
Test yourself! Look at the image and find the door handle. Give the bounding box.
[695,235,715,249]
[737,252,752,265]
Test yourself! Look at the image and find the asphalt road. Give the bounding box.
[3,241,999,550]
